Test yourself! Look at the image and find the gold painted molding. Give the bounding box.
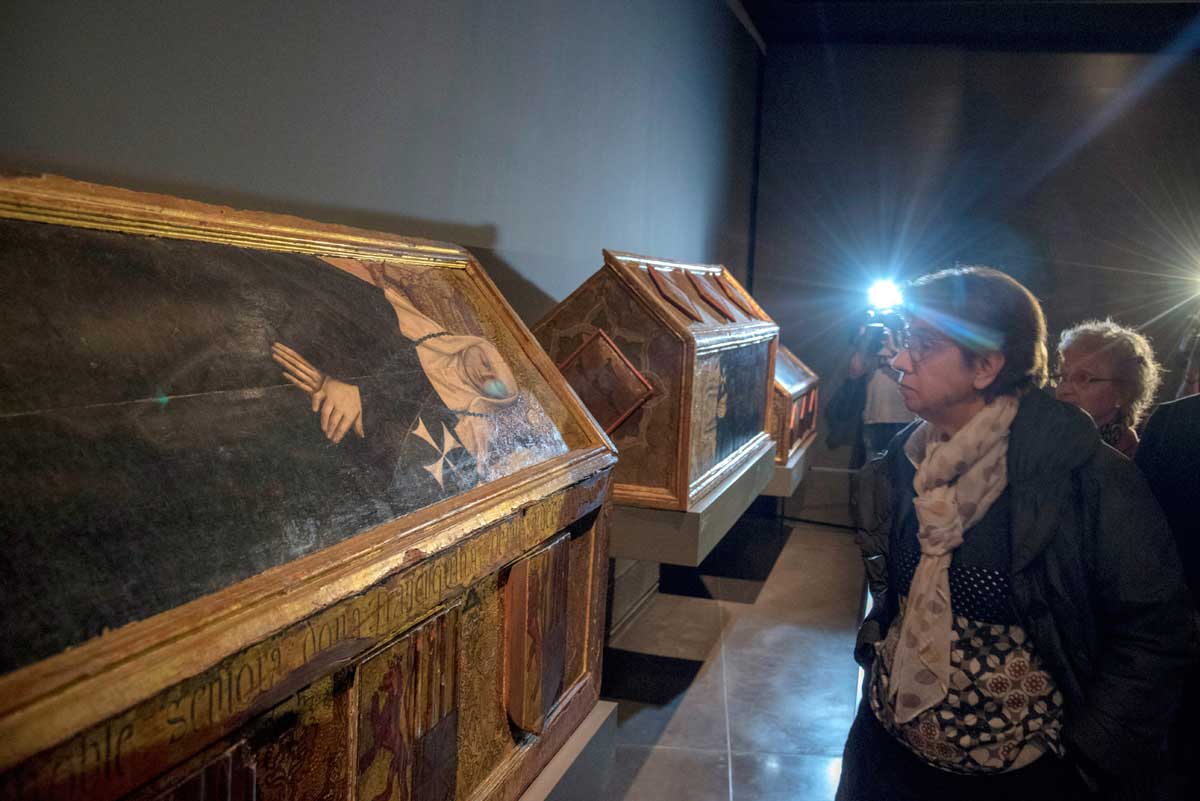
[686,431,776,504]
[0,173,469,269]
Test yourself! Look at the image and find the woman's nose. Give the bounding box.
[892,348,914,373]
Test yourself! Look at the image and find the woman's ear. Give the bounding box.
[972,351,1006,392]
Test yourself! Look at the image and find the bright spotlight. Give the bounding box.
[868,280,902,311]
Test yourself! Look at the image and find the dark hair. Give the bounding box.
[904,266,1049,401]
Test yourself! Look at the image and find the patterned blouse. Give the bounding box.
[869,491,1066,774]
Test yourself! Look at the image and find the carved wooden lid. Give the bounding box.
[774,344,820,398]
[601,249,777,344]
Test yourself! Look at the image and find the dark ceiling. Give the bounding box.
[739,1,1200,51]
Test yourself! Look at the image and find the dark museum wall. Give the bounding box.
[753,44,1200,523]
[0,0,761,322]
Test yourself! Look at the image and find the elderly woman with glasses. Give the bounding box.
[1054,320,1162,458]
[837,267,1195,801]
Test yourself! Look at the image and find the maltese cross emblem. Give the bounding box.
[411,417,461,488]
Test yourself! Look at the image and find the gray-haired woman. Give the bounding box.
[1055,319,1161,458]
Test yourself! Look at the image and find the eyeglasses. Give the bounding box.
[1049,372,1123,389]
[896,327,952,364]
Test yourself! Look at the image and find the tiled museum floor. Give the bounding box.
[600,509,865,801]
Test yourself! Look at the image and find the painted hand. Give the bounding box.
[312,378,364,444]
[272,342,364,444]
[272,342,325,393]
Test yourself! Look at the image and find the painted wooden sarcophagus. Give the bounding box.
[770,346,819,466]
[533,250,777,514]
[761,345,819,498]
[0,175,616,801]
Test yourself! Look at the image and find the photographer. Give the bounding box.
[856,323,915,459]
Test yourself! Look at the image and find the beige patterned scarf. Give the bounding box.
[888,394,1019,723]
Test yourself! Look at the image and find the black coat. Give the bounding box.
[1135,393,1200,608]
[853,388,1199,783]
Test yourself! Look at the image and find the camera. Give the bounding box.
[851,309,904,355]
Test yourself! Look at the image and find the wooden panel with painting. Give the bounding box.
[768,345,820,465]
[534,250,778,512]
[0,174,615,801]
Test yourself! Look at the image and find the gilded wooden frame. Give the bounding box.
[0,174,617,801]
